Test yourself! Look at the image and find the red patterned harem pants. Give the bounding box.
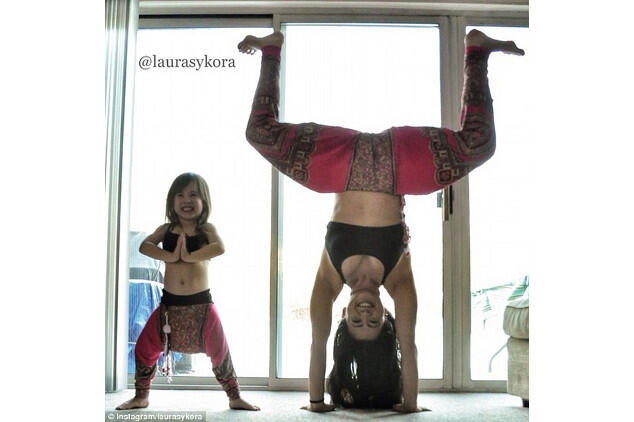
[246,45,495,195]
[133,302,240,400]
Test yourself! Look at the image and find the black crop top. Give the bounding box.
[325,222,405,284]
[162,228,209,253]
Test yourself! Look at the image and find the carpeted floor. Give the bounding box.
[105,390,528,421]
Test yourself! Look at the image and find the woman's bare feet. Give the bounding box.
[229,397,261,411]
[465,29,524,55]
[237,31,284,55]
[116,396,149,410]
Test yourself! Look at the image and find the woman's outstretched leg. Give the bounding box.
[241,32,307,180]
[239,32,359,193]
[453,29,523,172]
[393,29,524,195]
[239,31,285,135]
[239,30,523,196]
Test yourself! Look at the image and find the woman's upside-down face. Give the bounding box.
[344,289,386,340]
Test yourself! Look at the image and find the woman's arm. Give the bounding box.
[386,254,425,412]
[303,250,341,412]
[181,223,225,262]
[139,224,180,263]
[394,280,419,411]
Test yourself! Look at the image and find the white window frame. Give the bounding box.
[106,1,528,393]
[448,16,529,393]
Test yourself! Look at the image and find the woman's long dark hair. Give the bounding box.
[326,312,402,408]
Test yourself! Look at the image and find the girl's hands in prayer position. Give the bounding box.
[165,234,184,263]
[179,233,193,263]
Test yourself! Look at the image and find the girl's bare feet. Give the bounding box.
[116,397,149,410]
[229,397,261,411]
[465,29,525,55]
[237,31,284,55]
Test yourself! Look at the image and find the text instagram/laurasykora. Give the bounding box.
[105,411,205,421]
[138,55,236,71]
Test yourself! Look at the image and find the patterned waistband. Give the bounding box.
[345,129,395,194]
[161,289,213,306]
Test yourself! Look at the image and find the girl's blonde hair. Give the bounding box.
[165,172,211,229]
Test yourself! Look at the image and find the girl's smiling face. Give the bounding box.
[173,181,204,222]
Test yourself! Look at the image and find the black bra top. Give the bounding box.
[162,227,208,253]
[325,221,405,284]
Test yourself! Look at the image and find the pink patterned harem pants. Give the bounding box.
[246,45,495,195]
[133,301,240,400]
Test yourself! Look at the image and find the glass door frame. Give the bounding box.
[272,14,449,391]
[123,16,274,392]
[449,16,529,392]
[107,5,529,393]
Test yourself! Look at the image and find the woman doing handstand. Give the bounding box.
[238,29,523,412]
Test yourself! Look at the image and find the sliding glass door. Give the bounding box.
[128,26,272,378]
[118,16,528,390]
[278,23,444,380]
[467,25,530,381]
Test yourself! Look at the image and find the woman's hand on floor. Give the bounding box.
[301,402,336,412]
[393,403,431,413]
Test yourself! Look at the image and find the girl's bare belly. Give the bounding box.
[163,261,209,295]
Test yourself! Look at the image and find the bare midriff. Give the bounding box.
[331,191,402,226]
[164,261,209,295]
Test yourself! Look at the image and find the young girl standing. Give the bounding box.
[116,172,259,411]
